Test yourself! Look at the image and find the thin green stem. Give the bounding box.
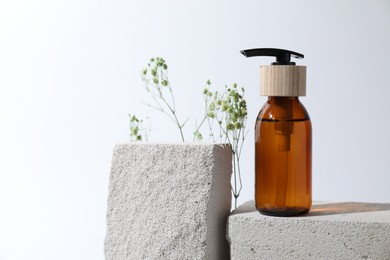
[193,116,207,142]
[232,150,238,208]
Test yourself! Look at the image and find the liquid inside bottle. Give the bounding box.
[255,97,311,216]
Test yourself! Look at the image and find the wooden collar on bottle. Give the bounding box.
[260,65,306,96]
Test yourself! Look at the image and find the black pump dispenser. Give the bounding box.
[240,48,304,65]
[240,48,306,97]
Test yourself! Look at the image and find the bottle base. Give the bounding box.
[257,207,310,217]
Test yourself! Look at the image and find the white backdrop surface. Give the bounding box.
[1,0,389,259]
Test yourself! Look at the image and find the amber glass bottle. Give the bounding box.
[241,48,312,216]
[255,97,311,216]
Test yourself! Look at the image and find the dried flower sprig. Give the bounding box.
[129,114,149,141]
[131,57,248,208]
[202,82,248,208]
[141,57,188,142]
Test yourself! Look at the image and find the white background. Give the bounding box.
[1,0,389,259]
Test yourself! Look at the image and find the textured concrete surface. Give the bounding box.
[105,143,232,260]
[228,200,390,260]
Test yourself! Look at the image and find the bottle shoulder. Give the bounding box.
[257,97,310,121]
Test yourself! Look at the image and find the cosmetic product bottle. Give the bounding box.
[241,48,312,216]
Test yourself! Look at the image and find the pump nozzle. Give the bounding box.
[240,48,304,65]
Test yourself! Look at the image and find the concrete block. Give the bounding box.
[228,201,390,260]
[105,143,232,260]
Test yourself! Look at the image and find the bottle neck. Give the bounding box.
[268,96,299,101]
[267,97,300,110]
[258,96,309,121]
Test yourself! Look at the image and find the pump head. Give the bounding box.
[241,47,306,96]
[240,48,304,65]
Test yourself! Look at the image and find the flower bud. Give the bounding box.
[151,68,157,76]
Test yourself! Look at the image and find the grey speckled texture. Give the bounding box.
[228,201,390,260]
[105,143,232,260]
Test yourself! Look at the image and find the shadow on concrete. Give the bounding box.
[230,201,257,215]
[230,201,390,217]
[307,202,390,217]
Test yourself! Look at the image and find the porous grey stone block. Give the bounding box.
[105,143,232,260]
[227,201,390,260]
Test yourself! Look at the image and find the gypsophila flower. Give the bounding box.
[162,80,168,86]
[137,58,247,208]
[201,82,248,208]
[151,67,157,76]
[141,57,187,142]
[129,114,142,141]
